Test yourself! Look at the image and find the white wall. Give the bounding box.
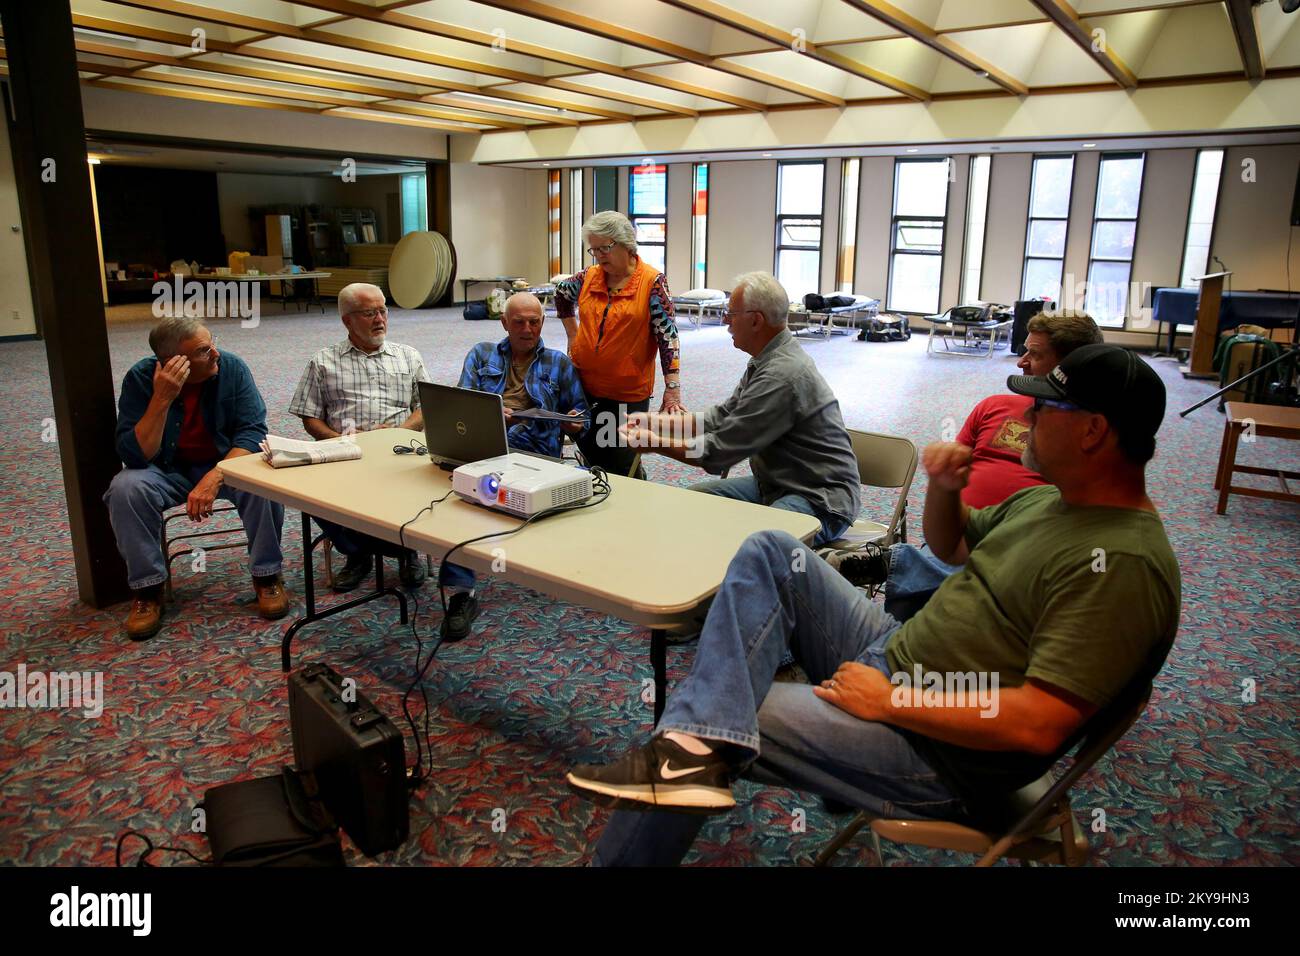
[1212,144,1300,292]
[0,113,37,338]
[665,162,692,292]
[448,162,549,290]
[981,154,1033,304]
[855,157,894,302]
[707,160,777,291]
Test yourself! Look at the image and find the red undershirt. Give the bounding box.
[955,394,1048,509]
[175,382,218,466]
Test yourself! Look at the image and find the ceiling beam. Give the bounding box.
[288,0,779,109]
[839,0,1028,95]
[74,39,579,125]
[473,0,850,106]
[71,12,640,121]
[93,64,522,129]
[1225,0,1264,80]
[1028,0,1138,88]
[657,0,928,101]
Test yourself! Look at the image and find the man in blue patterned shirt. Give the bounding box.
[443,292,588,640]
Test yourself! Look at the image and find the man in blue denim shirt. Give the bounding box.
[444,293,588,638]
[104,318,286,640]
[458,292,588,459]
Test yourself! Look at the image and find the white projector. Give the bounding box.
[452,453,593,517]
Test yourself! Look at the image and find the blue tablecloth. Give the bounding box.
[1151,288,1299,351]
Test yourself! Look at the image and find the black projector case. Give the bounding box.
[288,663,409,857]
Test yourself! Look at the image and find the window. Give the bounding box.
[399,172,426,236]
[547,168,560,278]
[629,163,667,274]
[961,155,990,304]
[1022,155,1074,302]
[1180,149,1224,289]
[888,158,950,315]
[1085,153,1144,328]
[774,161,824,303]
[837,159,860,294]
[691,163,708,290]
[569,168,583,276]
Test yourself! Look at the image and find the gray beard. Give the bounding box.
[1021,442,1040,473]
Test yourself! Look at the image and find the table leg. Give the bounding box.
[1214,419,1233,490]
[281,511,410,672]
[1216,423,1242,515]
[651,628,667,726]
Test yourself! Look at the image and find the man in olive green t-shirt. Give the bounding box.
[568,345,1181,865]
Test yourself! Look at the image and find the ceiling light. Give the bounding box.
[906,148,919,153]
[762,152,772,157]
[1082,142,1097,148]
[975,70,990,78]
[542,162,550,166]
[87,157,101,165]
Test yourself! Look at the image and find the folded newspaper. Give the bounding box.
[260,434,362,468]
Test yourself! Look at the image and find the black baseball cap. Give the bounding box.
[1007,344,1165,447]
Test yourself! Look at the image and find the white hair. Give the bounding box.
[149,317,205,359]
[581,210,637,255]
[733,271,789,328]
[338,282,385,317]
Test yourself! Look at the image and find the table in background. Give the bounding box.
[219,430,818,722]
[1214,402,1300,515]
[1151,288,1300,356]
[460,276,523,306]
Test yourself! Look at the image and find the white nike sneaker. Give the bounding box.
[566,736,736,814]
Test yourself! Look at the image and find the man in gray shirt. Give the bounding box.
[621,271,860,546]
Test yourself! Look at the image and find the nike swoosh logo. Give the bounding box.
[660,760,706,780]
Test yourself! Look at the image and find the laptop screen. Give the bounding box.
[417,382,509,467]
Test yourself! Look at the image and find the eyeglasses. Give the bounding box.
[586,242,617,257]
[188,336,219,361]
[1032,397,1082,413]
[723,309,757,319]
[347,307,388,321]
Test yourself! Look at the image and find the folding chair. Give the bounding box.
[820,429,918,555]
[161,504,246,601]
[815,682,1154,867]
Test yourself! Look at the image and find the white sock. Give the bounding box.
[664,731,712,756]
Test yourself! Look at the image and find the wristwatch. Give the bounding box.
[665,383,681,390]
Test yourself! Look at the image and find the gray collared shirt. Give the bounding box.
[289,338,429,434]
[696,329,861,525]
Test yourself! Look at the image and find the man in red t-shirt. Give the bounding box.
[839,312,1103,619]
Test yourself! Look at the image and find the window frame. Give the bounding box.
[960,154,991,305]
[628,162,667,274]
[1085,151,1146,329]
[1177,148,1225,291]
[773,159,827,302]
[886,156,951,316]
[691,162,709,290]
[1021,153,1076,303]
[836,158,861,295]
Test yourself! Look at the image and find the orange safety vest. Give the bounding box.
[568,259,660,402]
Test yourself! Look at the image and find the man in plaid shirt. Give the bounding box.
[289,282,431,594]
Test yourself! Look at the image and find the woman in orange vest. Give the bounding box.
[555,210,683,478]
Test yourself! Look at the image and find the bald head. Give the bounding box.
[502,292,544,357]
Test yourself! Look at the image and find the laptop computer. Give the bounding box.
[418,382,510,468]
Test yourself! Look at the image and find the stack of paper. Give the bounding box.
[259,435,362,469]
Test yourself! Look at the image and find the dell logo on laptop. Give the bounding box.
[456,421,467,436]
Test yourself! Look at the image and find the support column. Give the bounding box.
[0,0,128,607]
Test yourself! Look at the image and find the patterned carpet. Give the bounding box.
[0,302,1296,866]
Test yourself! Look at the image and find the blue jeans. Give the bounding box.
[883,544,962,623]
[592,530,962,866]
[103,463,284,590]
[690,476,850,548]
[313,517,476,590]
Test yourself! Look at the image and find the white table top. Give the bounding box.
[217,271,332,281]
[219,429,819,627]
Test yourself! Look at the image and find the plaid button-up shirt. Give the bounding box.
[289,339,429,433]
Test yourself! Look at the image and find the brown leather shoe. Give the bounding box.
[124,595,163,641]
[254,575,290,620]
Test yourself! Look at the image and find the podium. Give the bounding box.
[1180,271,1230,379]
